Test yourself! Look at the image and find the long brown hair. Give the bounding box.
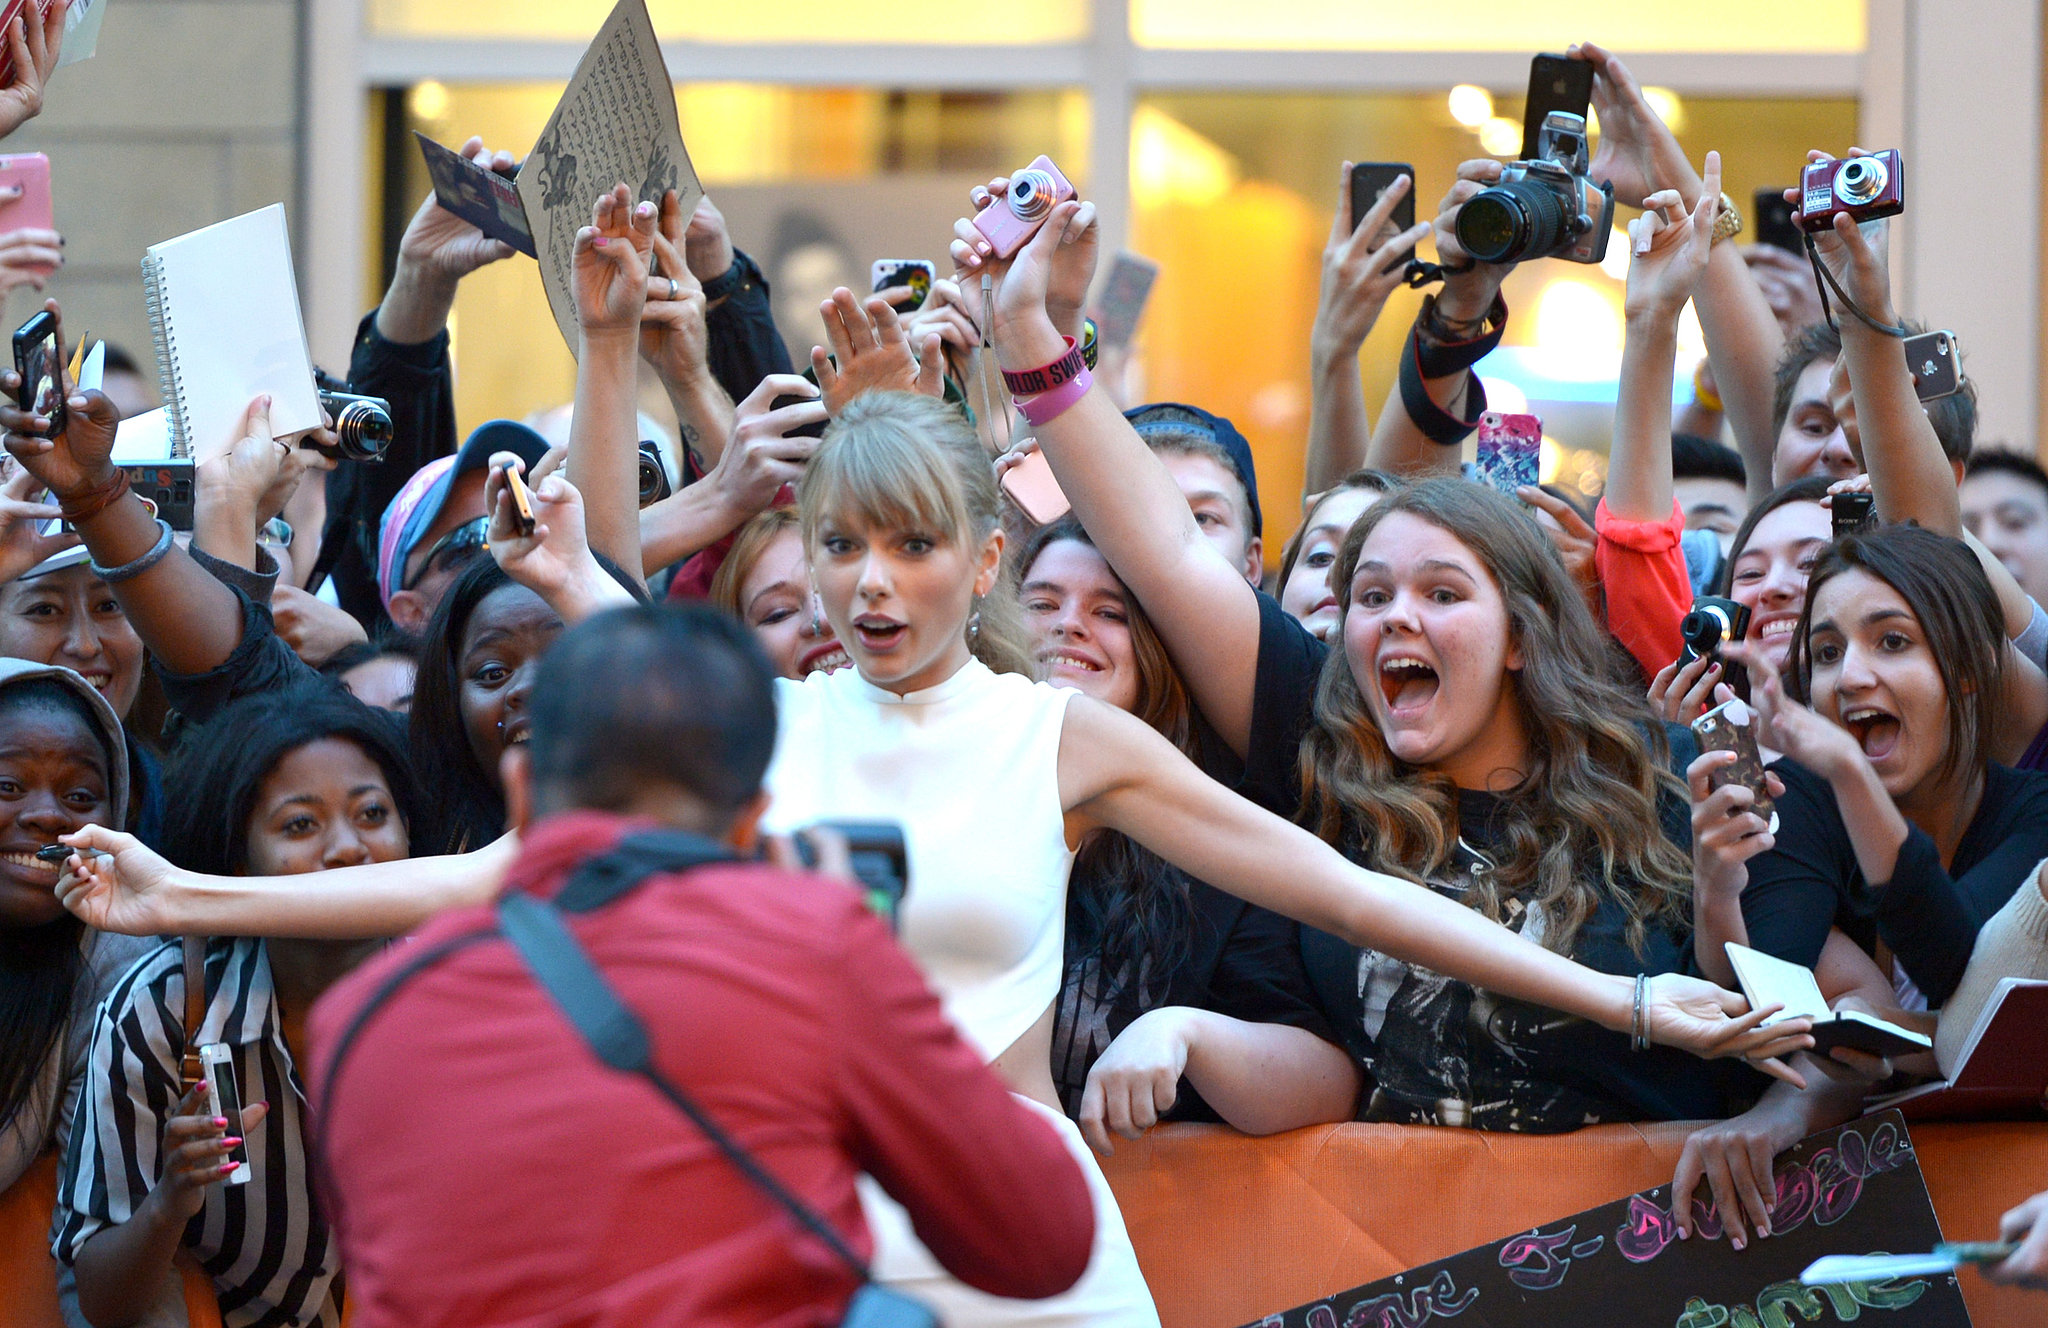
[709,507,800,617]
[1299,478,1691,955]
[798,392,1034,677]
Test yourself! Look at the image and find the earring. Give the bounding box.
[967,594,983,644]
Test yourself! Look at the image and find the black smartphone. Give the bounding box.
[12,309,62,435]
[1754,187,1802,253]
[1521,54,1595,159]
[1348,162,1418,265]
[1904,329,1963,402]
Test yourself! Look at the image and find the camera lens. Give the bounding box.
[637,442,672,507]
[1455,178,1568,265]
[1834,156,1887,206]
[331,401,393,463]
[1008,169,1054,220]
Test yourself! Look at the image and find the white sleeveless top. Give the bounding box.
[764,658,1075,1062]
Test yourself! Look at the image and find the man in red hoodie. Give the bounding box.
[308,603,1095,1327]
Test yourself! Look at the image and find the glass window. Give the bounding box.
[1128,92,1856,526]
[368,0,1089,43]
[381,83,1084,437]
[1130,2,1862,52]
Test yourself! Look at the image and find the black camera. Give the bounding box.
[638,440,671,507]
[1455,111,1615,266]
[1832,491,1875,541]
[794,820,908,931]
[308,370,393,463]
[1678,595,1752,668]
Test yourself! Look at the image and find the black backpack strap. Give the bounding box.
[497,887,873,1282]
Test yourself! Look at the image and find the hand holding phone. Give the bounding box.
[498,457,537,536]
[1692,696,1777,833]
[12,307,63,436]
[998,447,1070,525]
[870,260,935,312]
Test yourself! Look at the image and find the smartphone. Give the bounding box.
[795,820,907,931]
[1090,252,1160,351]
[1349,162,1418,266]
[1904,329,1962,402]
[0,154,53,279]
[1692,696,1777,833]
[1521,54,1595,159]
[13,309,62,435]
[1472,411,1541,495]
[869,259,935,311]
[197,1043,252,1186]
[499,458,536,536]
[1754,187,1802,254]
[999,449,1070,525]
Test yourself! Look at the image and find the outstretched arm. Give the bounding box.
[954,184,1267,755]
[55,825,517,939]
[565,185,656,588]
[1057,694,1812,1074]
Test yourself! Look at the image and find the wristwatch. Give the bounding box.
[1711,193,1744,246]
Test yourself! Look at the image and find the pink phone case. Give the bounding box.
[1000,450,1070,525]
[1473,411,1541,495]
[0,152,54,278]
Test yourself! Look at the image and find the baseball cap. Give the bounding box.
[1123,402,1263,538]
[377,420,550,609]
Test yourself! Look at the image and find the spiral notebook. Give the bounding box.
[141,204,322,458]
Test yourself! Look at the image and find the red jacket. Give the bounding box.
[307,811,1095,1328]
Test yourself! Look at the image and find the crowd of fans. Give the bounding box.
[1,16,2047,1326]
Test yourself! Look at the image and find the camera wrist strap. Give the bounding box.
[1803,235,1909,338]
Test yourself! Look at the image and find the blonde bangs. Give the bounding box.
[800,395,976,551]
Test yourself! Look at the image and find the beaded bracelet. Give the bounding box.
[89,517,175,583]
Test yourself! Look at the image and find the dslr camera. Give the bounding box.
[1796,150,1904,234]
[1678,595,1751,668]
[308,369,394,463]
[637,440,672,507]
[1455,111,1614,266]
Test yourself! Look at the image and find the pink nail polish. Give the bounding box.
[219,1161,239,1176]
[212,1116,228,1128]
[222,1137,243,1148]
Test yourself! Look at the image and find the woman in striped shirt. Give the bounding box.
[57,683,422,1328]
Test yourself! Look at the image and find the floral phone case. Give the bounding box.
[1473,411,1541,495]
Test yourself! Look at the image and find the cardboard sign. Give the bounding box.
[1242,1113,1970,1328]
[516,0,702,353]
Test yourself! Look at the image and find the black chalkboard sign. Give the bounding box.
[1242,1112,1971,1328]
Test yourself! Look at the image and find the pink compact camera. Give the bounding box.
[1797,150,1904,233]
[973,156,1076,259]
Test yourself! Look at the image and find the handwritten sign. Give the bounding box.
[516,0,702,352]
[1241,1113,1971,1328]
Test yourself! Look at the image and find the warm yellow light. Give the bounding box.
[1539,435,1562,485]
[1477,117,1522,157]
[1643,86,1686,133]
[1532,279,1624,380]
[1598,229,1632,281]
[1677,302,1706,360]
[408,80,449,122]
[1131,106,1240,210]
[1448,84,1494,128]
[1478,376,1528,416]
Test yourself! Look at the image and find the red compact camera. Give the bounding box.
[1797,150,1904,233]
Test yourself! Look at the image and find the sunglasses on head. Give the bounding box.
[403,516,490,592]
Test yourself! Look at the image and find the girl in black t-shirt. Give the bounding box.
[1015,518,1358,1153]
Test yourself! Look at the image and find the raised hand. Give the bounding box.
[53,825,177,936]
[151,1082,268,1223]
[270,585,367,666]
[950,178,1098,359]
[683,195,736,291]
[1311,165,1434,368]
[0,302,119,501]
[1648,655,1725,723]
[0,460,72,580]
[639,191,710,388]
[704,374,825,517]
[1574,41,1702,210]
[1741,245,1827,337]
[0,226,60,297]
[1725,641,1868,782]
[572,184,657,339]
[395,136,520,283]
[1428,159,1520,321]
[812,287,943,416]
[0,0,67,143]
[1688,745,1784,900]
[1793,150,1897,327]
[1625,152,1722,322]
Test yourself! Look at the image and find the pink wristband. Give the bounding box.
[1017,365,1093,427]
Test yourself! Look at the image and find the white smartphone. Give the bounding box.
[198,1042,251,1186]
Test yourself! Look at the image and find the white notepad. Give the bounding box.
[140,203,322,458]
[1725,942,1932,1058]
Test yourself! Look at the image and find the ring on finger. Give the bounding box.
[666,277,678,301]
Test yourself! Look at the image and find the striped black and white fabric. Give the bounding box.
[52,938,343,1328]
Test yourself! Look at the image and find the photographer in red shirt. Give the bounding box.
[307,603,1094,1327]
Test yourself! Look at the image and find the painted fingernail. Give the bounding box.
[1677,1227,1689,1240]
[257,1101,268,1111]
[212,1116,229,1128]
[976,241,992,256]
[222,1137,242,1148]
[1732,1237,1746,1251]
[218,1161,239,1175]
[1758,1224,1771,1239]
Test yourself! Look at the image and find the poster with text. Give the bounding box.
[1242,1113,1970,1328]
